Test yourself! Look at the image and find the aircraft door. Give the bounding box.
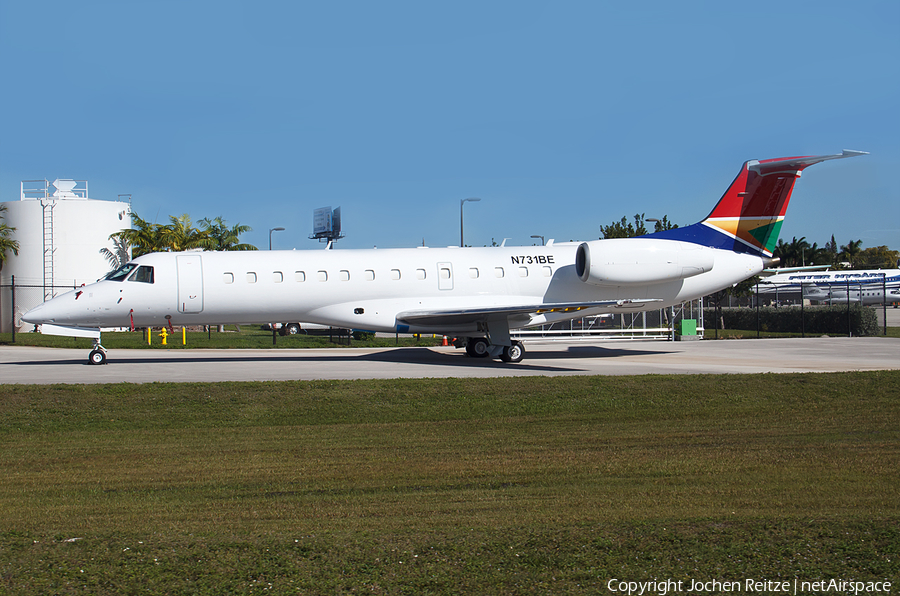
[176,254,204,313]
[437,262,453,290]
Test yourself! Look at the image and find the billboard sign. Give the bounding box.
[313,206,332,235]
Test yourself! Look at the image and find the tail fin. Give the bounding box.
[652,150,867,256]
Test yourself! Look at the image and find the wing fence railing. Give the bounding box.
[513,298,704,342]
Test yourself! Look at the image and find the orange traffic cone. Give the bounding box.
[442,335,448,346]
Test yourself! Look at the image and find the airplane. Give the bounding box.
[22,149,868,365]
[758,268,900,305]
[803,284,900,306]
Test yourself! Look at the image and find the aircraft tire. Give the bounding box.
[89,349,107,365]
[500,341,525,363]
[466,338,491,358]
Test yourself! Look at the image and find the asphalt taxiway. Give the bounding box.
[1,336,897,384]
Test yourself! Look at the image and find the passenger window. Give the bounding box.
[469,268,479,279]
[518,267,528,277]
[340,270,350,281]
[273,271,283,283]
[391,269,401,280]
[128,265,154,284]
[543,266,552,277]
[495,267,505,278]
[416,269,426,280]
[247,272,257,283]
[440,267,451,280]
[295,271,306,282]
[318,270,328,282]
[365,270,375,281]
[224,272,234,284]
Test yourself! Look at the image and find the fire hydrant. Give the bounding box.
[159,327,168,345]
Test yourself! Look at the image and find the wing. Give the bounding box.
[396,298,663,328]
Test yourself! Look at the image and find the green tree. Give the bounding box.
[600,213,649,239]
[773,236,809,267]
[111,212,257,257]
[199,217,256,251]
[855,246,899,269]
[160,214,216,252]
[708,275,759,330]
[824,234,839,266]
[839,239,863,267]
[772,236,831,267]
[110,212,168,257]
[651,215,678,233]
[99,236,131,271]
[0,204,20,273]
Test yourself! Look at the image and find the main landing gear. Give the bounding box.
[462,337,525,363]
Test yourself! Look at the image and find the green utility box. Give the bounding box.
[677,319,699,340]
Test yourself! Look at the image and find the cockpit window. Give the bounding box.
[128,266,154,284]
[105,263,138,282]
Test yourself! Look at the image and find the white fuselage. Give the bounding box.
[25,241,764,335]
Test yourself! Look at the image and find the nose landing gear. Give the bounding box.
[89,339,108,365]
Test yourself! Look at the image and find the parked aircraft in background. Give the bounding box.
[759,268,900,305]
[23,150,867,364]
[803,282,900,305]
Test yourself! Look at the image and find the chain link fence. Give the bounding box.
[1,279,79,336]
[705,279,897,337]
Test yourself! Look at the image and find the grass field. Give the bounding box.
[0,372,897,594]
[0,327,444,350]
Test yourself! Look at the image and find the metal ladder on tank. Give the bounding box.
[41,197,56,301]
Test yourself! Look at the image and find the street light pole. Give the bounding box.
[460,197,481,247]
[269,227,285,250]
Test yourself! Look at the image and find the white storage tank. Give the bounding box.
[1,179,131,332]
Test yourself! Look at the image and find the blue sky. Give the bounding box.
[1,1,897,253]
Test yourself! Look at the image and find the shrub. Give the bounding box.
[703,305,880,336]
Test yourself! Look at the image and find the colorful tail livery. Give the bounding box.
[652,150,868,256]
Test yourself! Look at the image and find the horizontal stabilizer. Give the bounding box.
[40,324,101,340]
[652,149,867,257]
[748,150,868,176]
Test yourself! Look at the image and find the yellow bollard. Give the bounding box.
[182,326,186,345]
[159,328,168,345]
[147,327,151,345]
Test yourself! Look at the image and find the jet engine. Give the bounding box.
[575,238,714,286]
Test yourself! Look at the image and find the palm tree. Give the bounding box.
[110,212,168,257]
[840,239,863,268]
[0,204,20,273]
[99,236,131,271]
[804,242,831,266]
[161,214,216,252]
[111,212,257,255]
[199,216,257,251]
[773,236,818,267]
